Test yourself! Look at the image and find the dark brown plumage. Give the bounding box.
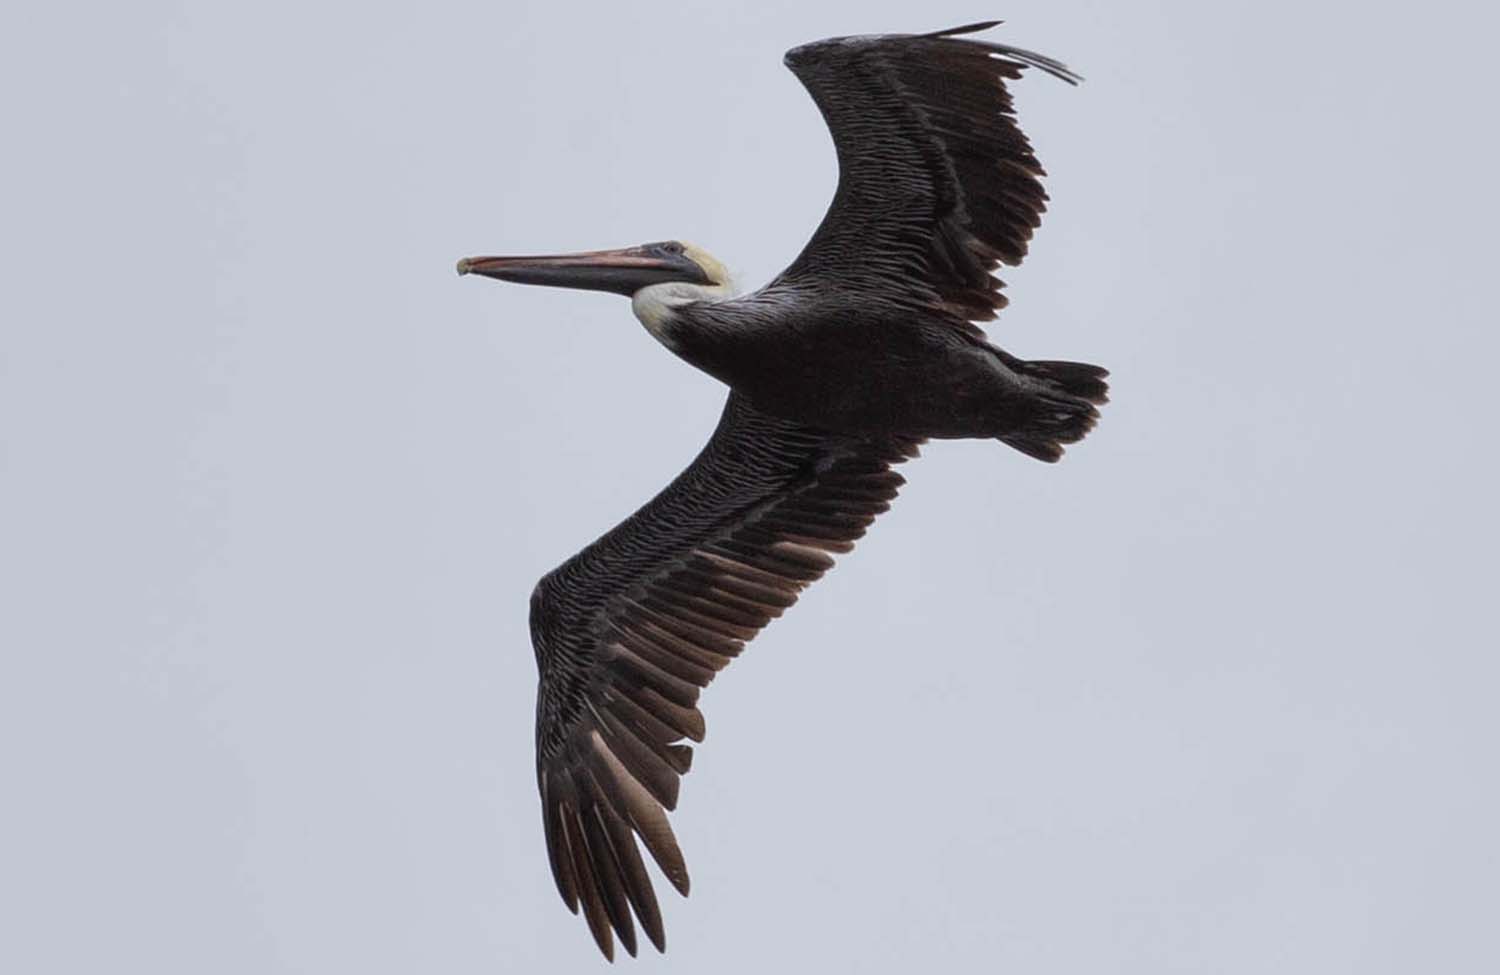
[530,395,918,957]
[777,21,1080,322]
[459,21,1106,959]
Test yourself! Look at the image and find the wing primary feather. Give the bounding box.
[610,699,694,776]
[923,19,1003,38]
[973,42,1082,85]
[588,731,691,896]
[585,765,667,953]
[600,695,696,776]
[634,686,707,743]
[559,794,615,960]
[605,691,688,745]
[539,771,580,913]
[580,803,639,957]
[594,704,684,809]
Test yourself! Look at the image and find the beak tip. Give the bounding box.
[455,258,472,276]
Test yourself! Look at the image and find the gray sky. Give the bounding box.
[3,1,1497,971]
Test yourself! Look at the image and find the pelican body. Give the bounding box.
[459,22,1106,959]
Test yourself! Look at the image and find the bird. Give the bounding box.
[457,21,1106,960]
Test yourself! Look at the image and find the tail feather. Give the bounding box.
[997,358,1110,463]
[1019,359,1110,405]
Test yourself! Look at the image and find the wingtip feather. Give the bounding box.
[925,20,1003,38]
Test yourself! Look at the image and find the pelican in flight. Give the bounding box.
[458,21,1106,959]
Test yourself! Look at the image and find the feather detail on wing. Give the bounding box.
[530,393,920,958]
[769,22,1079,332]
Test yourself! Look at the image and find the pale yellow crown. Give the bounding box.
[679,241,733,291]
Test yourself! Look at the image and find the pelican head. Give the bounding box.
[458,240,733,347]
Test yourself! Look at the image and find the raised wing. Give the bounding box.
[770,21,1079,327]
[530,393,920,958]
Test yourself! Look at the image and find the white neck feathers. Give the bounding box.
[631,280,735,349]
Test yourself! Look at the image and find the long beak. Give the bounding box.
[455,245,706,296]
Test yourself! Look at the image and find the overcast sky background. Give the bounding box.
[3,1,1497,972]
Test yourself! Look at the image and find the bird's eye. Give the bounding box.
[662,242,683,255]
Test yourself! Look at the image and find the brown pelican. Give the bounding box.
[458,21,1106,959]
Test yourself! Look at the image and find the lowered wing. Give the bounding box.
[530,393,920,957]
